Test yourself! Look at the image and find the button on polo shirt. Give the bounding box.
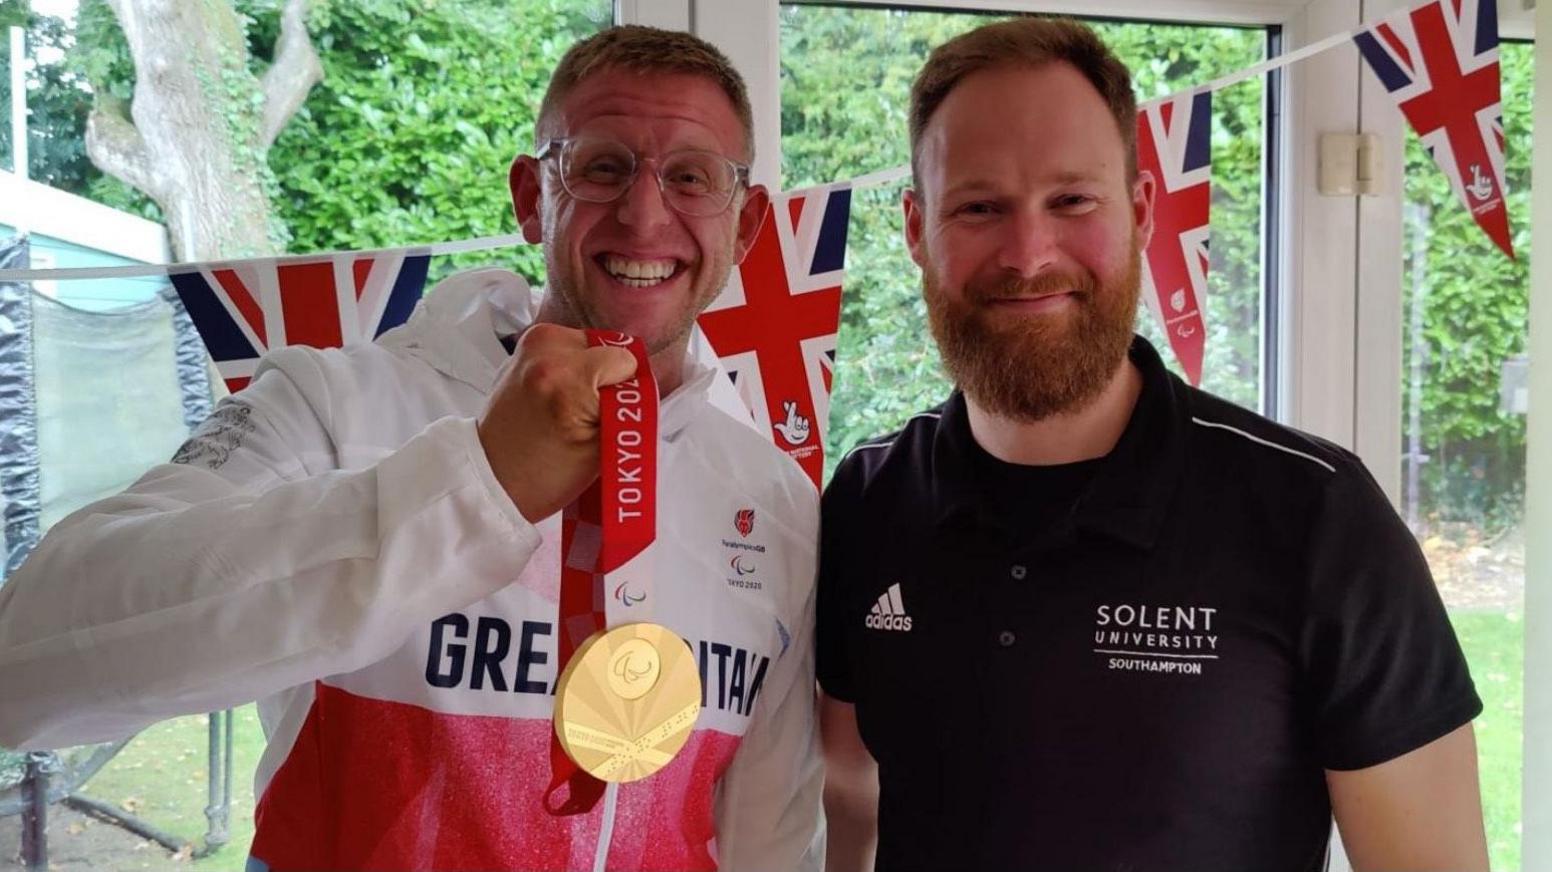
[816,336,1481,872]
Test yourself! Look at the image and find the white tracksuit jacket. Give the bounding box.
[0,268,823,872]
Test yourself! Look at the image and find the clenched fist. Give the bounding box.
[476,323,640,523]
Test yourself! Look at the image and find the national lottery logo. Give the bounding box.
[865,583,912,632]
[773,400,812,446]
[1468,164,1495,203]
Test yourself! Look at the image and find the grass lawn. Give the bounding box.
[73,706,265,870]
[64,611,1524,870]
[1450,609,1525,872]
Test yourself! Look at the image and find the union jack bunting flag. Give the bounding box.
[696,186,851,490]
[1136,91,1212,386]
[1355,0,1512,258]
[170,251,430,392]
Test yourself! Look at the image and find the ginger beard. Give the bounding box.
[924,234,1142,422]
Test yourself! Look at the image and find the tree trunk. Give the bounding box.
[85,0,321,261]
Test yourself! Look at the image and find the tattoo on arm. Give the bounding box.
[171,402,259,470]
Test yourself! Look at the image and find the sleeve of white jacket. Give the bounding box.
[0,353,541,751]
[710,576,825,872]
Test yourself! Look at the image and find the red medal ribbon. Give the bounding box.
[544,330,657,815]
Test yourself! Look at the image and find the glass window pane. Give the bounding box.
[780,6,1269,479]
[1400,39,1531,872]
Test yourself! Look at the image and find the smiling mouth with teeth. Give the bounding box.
[601,254,683,288]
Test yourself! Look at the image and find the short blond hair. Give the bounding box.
[537,25,755,162]
[910,17,1138,186]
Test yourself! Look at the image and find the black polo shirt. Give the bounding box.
[816,337,1481,872]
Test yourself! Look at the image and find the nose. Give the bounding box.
[614,167,674,233]
[997,206,1059,279]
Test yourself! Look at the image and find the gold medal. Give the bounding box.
[553,622,702,783]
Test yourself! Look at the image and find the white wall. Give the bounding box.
[1522,2,1551,866]
[0,169,170,265]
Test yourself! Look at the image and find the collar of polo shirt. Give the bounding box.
[928,336,1188,551]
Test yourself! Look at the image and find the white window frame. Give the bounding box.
[614,0,690,32]
[623,0,1548,866]
[1524,4,1550,869]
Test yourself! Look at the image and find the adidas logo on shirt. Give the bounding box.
[866,583,913,632]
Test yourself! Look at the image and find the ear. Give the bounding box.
[509,155,544,245]
[732,184,771,265]
[902,187,927,270]
[1131,169,1157,252]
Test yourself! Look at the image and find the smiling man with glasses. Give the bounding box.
[506,41,769,398]
[0,25,823,872]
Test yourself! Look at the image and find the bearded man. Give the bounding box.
[816,17,1487,872]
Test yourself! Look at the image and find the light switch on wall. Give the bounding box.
[1318,132,1383,196]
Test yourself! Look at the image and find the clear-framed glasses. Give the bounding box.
[536,136,750,218]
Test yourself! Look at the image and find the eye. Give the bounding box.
[954,201,998,217]
[1053,194,1098,212]
[663,154,729,196]
[668,168,712,191]
[579,158,630,184]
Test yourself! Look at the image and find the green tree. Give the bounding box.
[66,0,323,259]
[265,0,608,283]
[2,3,99,188]
[0,0,27,27]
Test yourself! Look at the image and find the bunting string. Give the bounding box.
[0,0,1513,463]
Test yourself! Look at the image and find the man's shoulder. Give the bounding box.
[827,400,951,502]
[1174,385,1403,539]
[253,340,432,401]
[682,403,819,520]
[234,337,471,459]
[1180,386,1359,483]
